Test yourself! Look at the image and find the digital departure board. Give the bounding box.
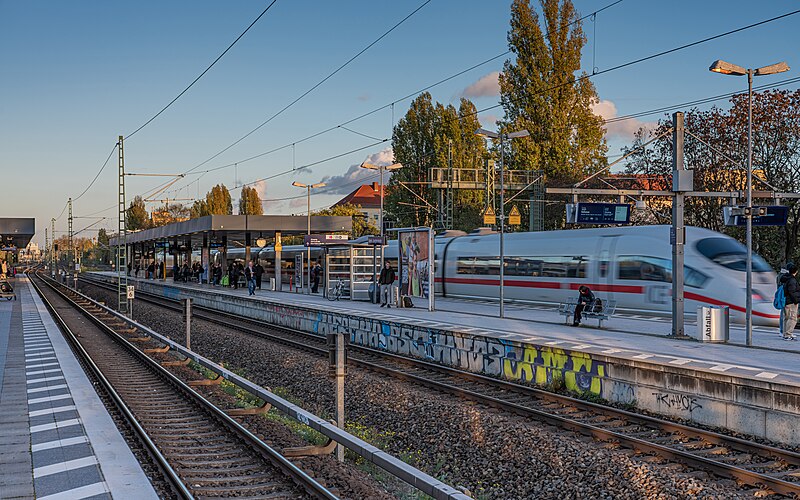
[575,203,631,225]
[734,205,788,227]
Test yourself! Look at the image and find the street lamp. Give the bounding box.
[292,180,326,293]
[359,162,403,241]
[709,59,789,346]
[475,127,530,318]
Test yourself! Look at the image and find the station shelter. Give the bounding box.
[109,215,352,289]
[0,218,35,266]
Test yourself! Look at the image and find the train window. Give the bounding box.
[695,237,772,272]
[619,255,709,288]
[456,256,586,278]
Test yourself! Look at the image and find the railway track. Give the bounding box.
[33,271,337,500]
[79,276,800,497]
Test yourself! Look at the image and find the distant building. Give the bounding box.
[333,182,384,227]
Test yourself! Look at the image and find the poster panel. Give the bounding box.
[398,229,430,299]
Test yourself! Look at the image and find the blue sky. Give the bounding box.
[2,1,799,245]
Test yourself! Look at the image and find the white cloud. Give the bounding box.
[462,71,501,98]
[251,179,268,199]
[320,147,394,195]
[478,113,499,128]
[592,99,654,139]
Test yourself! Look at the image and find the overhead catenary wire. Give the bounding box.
[157,0,625,198]
[185,0,432,174]
[160,4,795,204]
[125,0,279,140]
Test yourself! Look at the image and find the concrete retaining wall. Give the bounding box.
[94,274,800,445]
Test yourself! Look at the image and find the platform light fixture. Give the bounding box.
[475,127,530,318]
[709,59,789,346]
[359,162,403,242]
[292,180,326,293]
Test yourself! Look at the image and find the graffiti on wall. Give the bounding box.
[502,345,606,395]
[652,391,702,412]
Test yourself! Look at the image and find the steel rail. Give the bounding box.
[80,275,800,496]
[75,275,471,500]
[38,272,338,500]
[29,273,193,499]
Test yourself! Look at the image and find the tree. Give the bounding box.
[190,184,233,218]
[388,93,487,230]
[499,0,607,228]
[207,184,233,215]
[97,228,110,264]
[152,203,191,226]
[623,89,800,268]
[313,203,378,238]
[239,186,263,215]
[126,196,151,230]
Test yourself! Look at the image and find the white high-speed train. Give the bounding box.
[215,225,779,326]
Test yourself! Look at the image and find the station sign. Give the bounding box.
[367,235,386,245]
[209,242,223,249]
[126,285,135,299]
[723,205,788,227]
[154,241,170,249]
[304,234,349,247]
[568,203,631,225]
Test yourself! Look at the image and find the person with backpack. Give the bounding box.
[779,263,800,341]
[776,263,791,337]
[572,285,595,327]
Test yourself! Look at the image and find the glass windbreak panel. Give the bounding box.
[456,256,586,278]
[695,237,772,272]
[618,255,709,288]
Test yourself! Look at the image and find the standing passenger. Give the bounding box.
[245,260,256,296]
[780,263,800,341]
[572,285,595,327]
[254,261,264,290]
[379,261,395,307]
[311,262,322,294]
[777,263,791,337]
[231,263,240,290]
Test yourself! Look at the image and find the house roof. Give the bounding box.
[334,182,383,209]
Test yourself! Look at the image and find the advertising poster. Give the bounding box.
[399,229,430,299]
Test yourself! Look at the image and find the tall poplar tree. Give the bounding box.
[238,186,264,215]
[499,0,607,186]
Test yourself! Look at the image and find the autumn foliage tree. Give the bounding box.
[191,184,233,217]
[623,89,800,267]
[238,186,263,215]
[387,93,487,230]
[499,0,607,229]
[126,195,151,230]
[313,203,378,238]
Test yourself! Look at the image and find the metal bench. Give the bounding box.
[558,296,616,327]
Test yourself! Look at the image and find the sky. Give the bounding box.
[2,0,799,246]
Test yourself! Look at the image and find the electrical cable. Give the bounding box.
[186,0,432,173]
[159,0,624,197]
[126,0,279,140]
[72,143,119,202]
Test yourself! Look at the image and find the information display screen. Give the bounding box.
[735,206,788,226]
[575,203,631,225]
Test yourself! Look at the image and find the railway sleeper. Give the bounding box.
[170,450,245,461]
[175,457,257,468]
[127,335,152,342]
[283,420,338,458]
[190,482,295,497]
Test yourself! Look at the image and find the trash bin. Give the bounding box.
[696,306,729,343]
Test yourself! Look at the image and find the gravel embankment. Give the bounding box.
[82,283,760,499]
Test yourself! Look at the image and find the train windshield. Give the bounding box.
[695,237,772,272]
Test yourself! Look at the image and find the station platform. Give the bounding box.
[90,272,800,445]
[0,276,157,499]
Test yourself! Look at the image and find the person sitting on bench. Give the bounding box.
[573,285,595,327]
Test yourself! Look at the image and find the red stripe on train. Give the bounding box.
[435,276,780,320]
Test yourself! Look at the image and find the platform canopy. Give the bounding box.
[109,214,352,247]
[0,218,35,250]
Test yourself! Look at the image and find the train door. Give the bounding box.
[594,236,619,302]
